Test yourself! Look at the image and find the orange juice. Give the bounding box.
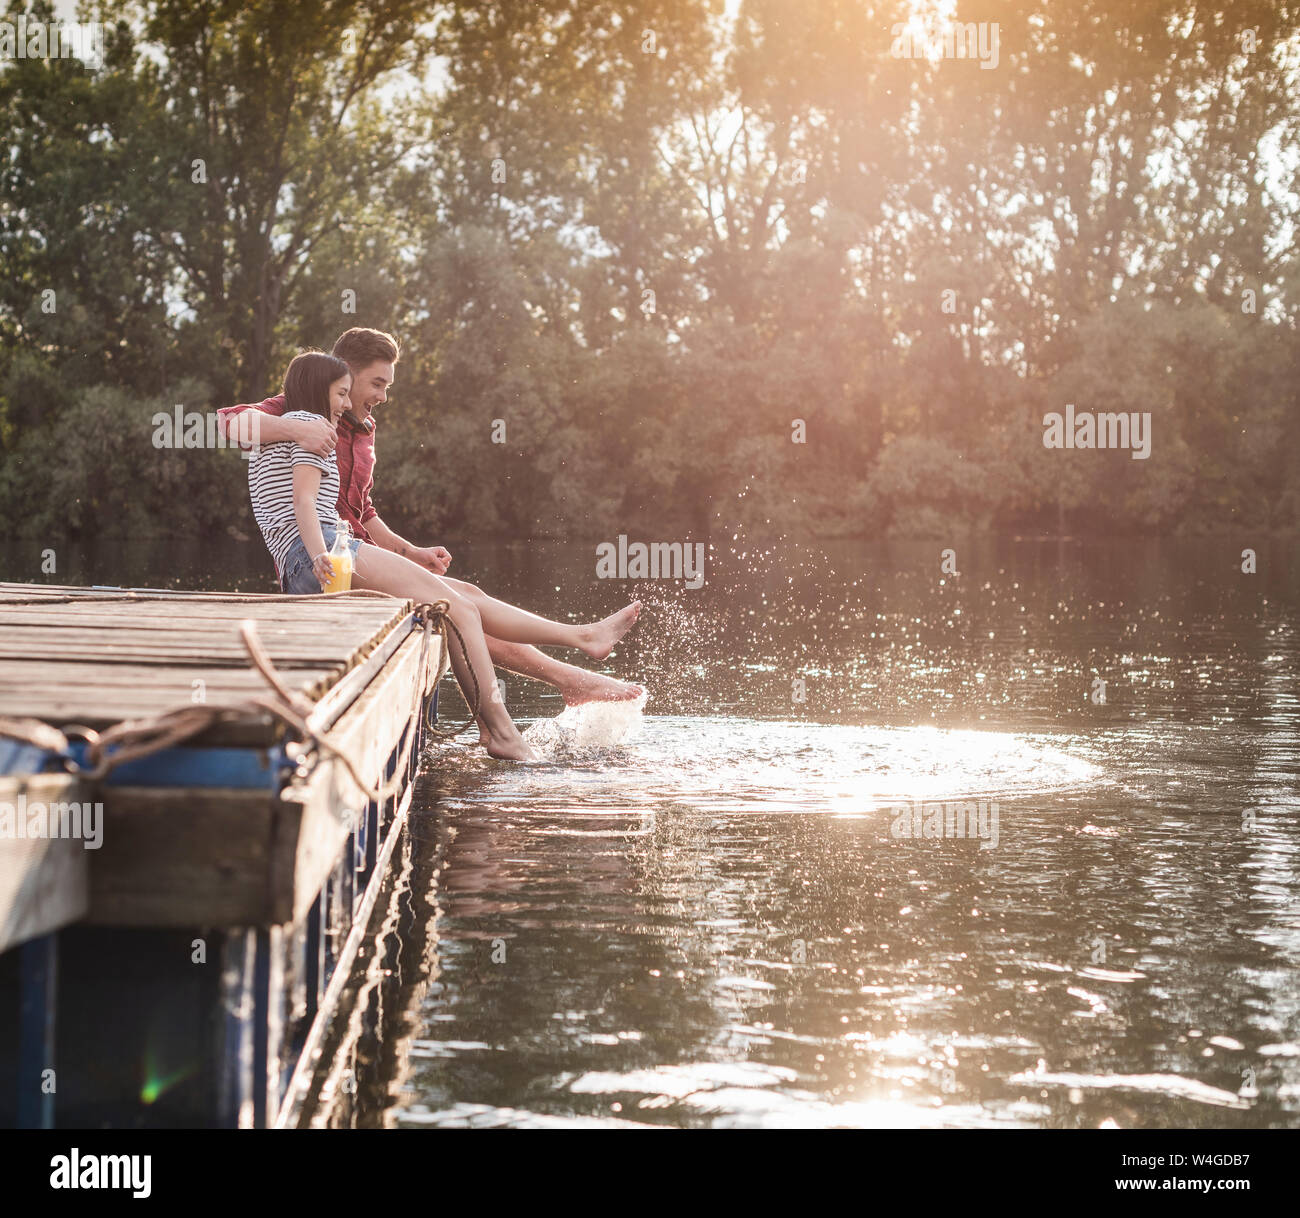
[322,527,354,593]
[321,549,353,593]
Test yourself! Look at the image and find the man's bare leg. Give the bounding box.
[485,637,644,705]
[438,576,642,661]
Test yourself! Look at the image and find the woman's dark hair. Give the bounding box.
[282,350,351,418]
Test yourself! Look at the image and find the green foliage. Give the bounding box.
[0,376,239,539]
[1,0,1297,542]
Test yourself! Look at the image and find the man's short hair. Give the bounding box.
[332,327,400,370]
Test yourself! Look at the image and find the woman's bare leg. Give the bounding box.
[484,637,644,704]
[440,576,641,661]
[351,545,535,761]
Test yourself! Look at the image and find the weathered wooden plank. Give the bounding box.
[0,582,291,598]
[0,604,393,620]
[86,787,276,926]
[0,591,413,742]
[0,660,338,681]
[270,632,435,925]
[0,665,337,684]
[0,624,382,646]
[0,615,402,638]
[79,634,436,928]
[0,646,360,668]
[0,597,408,642]
[0,664,337,689]
[15,632,389,655]
[0,651,353,668]
[0,584,400,603]
[305,611,417,735]
[0,588,411,730]
[0,650,355,664]
[0,616,389,633]
[0,581,397,604]
[0,672,337,710]
[0,773,93,952]
[0,582,432,929]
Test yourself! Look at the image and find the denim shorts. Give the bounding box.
[280,525,363,594]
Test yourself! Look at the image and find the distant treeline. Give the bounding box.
[1,0,1298,545]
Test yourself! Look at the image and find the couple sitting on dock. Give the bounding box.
[218,327,642,762]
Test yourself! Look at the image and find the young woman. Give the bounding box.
[248,350,641,762]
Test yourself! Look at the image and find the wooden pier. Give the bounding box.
[0,581,444,1128]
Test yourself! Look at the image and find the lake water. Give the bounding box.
[5,534,1298,1128]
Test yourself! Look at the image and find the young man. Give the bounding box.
[218,327,643,705]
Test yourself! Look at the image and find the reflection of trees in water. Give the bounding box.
[1237,607,1300,1118]
[297,815,446,1128]
[346,547,1300,1127]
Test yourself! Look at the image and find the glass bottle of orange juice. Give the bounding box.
[321,520,354,593]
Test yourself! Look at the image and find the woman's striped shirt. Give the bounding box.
[247,410,341,574]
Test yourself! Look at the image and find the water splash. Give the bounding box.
[523,691,649,757]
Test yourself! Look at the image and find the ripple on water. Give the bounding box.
[404,702,1298,1130]
[472,712,1106,815]
[1009,1070,1251,1110]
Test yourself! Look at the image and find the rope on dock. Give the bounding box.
[0,596,478,804]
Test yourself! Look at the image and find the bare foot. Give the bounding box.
[561,670,646,706]
[481,730,538,762]
[579,602,642,661]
